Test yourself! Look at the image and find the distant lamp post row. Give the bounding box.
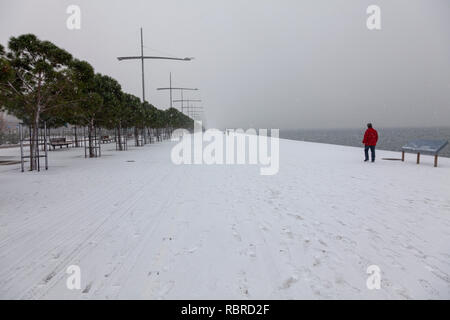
[157,73,199,111]
[172,99,202,115]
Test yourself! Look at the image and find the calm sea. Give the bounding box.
[280,127,450,158]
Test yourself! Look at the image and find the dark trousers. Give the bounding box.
[365,145,376,161]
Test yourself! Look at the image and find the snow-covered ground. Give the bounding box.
[0,137,449,299]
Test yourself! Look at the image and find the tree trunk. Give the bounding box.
[74,126,79,147]
[134,126,139,147]
[88,120,95,157]
[117,123,123,151]
[29,110,40,171]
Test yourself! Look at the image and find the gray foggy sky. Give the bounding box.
[1,0,449,129]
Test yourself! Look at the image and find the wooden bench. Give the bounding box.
[101,135,114,143]
[49,137,71,150]
[402,140,448,167]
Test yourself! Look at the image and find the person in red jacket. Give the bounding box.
[362,123,378,162]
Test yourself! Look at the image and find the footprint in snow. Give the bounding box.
[280,275,298,290]
[313,257,321,267]
[82,282,93,294]
[238,271,250,297]
[290,214,304,220]
[157,281,175,298]
[418,279,440,297]
[319,239,328,247]
[231,224,242,241]
[187,246,198,253]
[233,230,242,242]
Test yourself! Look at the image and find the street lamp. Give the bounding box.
[117,28,194,103]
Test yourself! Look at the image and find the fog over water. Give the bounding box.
[280,127,450,158]
[1,0,449,129]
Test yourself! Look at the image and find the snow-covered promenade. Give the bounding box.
[0,138,449,299]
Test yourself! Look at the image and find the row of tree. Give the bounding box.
[0,34,194,170]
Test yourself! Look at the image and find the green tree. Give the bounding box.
[96,76,125,150]
[0,34,75,170]
[123,93,144,146]
[141,101,158,143]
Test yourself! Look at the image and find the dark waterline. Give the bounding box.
[280,127,450,158]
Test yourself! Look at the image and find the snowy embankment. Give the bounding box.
[0,137,449,299]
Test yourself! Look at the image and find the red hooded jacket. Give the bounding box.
[363,128,378,146]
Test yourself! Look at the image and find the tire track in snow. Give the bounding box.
[29,167,173,299]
